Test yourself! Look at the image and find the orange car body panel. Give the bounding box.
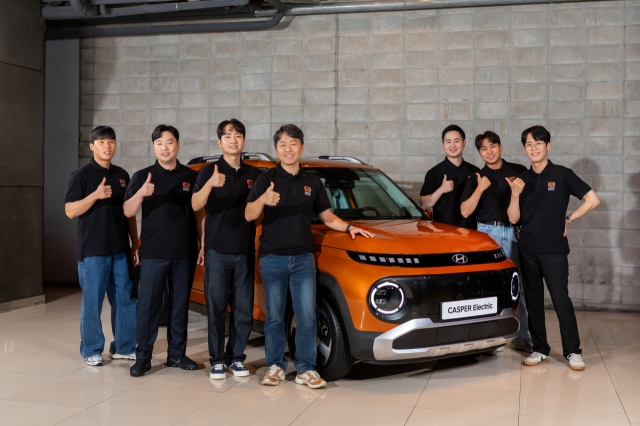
[188,158,515,333]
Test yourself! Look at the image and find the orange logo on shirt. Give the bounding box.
[304,186,312,196]
[119,179,126,187]
[247,179,253,188]
[548,182,556,191]
[182,182,191,191]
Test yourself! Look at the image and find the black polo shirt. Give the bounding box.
[193,158,262,255]
[65,158,132,261]
[247,164,332,258]
[420,157,480,229]
[518,161,591,253]
[124,161,199,259]
[461,160,528,224]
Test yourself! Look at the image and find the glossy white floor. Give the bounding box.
[1,288,640,426]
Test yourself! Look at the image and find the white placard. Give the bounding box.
[441,297,498,321]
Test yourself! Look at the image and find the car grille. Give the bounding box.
[347,249,507,268]
[391,317,519,350]
[377,269,516,324]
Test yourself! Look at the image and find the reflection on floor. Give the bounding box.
[1,287,640,425]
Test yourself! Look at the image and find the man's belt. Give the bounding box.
[478,220,512,227]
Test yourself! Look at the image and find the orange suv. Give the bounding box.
[186,153,521,381]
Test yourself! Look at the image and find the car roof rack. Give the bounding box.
[187,152,276,165]
[316,156,369,165]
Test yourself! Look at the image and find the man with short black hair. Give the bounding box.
[507,125,600,371]
[245,124,374,389]
[65,126,138,366]
[124,125,204,377]
[192,119,262,380]
[460,131,532,352]
[420,124,479,229]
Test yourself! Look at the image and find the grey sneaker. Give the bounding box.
[85,355,103,366]
[261,364,285,386]
[111,352,136,360]
[510,339,534,353]
[568,353,585,371]
[523,351,549,366]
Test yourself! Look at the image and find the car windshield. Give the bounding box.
[306,167,425,220]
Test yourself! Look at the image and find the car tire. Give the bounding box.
[158,280,171,327]
[286,295,355,382]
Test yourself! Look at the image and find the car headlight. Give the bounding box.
[510,271,520,302]
[369,281,405,315]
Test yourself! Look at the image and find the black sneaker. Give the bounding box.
[166,355,198,371]
[130,359,151,377]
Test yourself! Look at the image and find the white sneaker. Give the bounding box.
[568,353,585,371]
[112,352,136,360]
[523,351,549,366]
[85,355,103,366]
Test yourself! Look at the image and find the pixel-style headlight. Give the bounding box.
[369,282,405,315]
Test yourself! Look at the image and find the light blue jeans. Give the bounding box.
[77,253,137,359]
[260,253,317,374]
[477,223,531,342]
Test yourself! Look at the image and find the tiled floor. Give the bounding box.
[1,288,640,426]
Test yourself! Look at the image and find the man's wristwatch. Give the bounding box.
[345,224,353,233]
[565,215,573,223]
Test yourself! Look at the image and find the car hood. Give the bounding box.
[313,219,501,254]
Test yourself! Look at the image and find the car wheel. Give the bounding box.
[286,295,355,382]
[158,280,171,327]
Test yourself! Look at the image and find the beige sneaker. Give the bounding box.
[295,370,327,389]
[261,364,285,386]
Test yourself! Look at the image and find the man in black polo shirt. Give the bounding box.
[245,124,374,389]
[420,124,479,229]
[123,125,204,377]
[191,119,262,380]
[65,126,138,366]
[460,131,532,353]
[507,125,600,371]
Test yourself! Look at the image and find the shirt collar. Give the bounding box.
[89,157,110,172]
[444,157,465,169]
[276,163,305,178]
[528,160,554,176]
[482,159,507,174]
[216,156,247,172]
[154,160,182,175]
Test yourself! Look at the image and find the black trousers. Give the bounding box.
[136,258,195,361]
[204,249,255,365]
[519,251,581,358]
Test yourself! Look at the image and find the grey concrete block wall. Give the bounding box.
[80,1,640,310]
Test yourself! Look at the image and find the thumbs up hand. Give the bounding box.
[506,177,525,196]
[139,173,155,197]
[262,182,280,206]
[440,174,454,194]
[208,164,226,188]
[477,173,491,191]
[94,177,112,199]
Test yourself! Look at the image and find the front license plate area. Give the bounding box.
[440,297,498,321]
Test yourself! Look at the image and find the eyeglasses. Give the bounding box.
[525,141,546,150]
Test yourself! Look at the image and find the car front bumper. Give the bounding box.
[372,308,519,361]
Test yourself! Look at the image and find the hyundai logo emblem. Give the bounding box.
[452,254,468,264]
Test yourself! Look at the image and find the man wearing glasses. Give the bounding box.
[506,125,600,371]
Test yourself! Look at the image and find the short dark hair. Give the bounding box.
[217,119,246,140]
[441,124,465,142]
[273,124,304,147]
[521,125,551,146]
[151,124,179,142]
[90,126,116,145]
[475,131,501,151]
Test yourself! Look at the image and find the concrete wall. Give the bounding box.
[78,0,640,310]
[0,0,44,304]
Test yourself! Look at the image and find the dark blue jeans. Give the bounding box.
[260,253,317,375]
[136,258,195,360]
[205,249,254,365]
[77,253,137,359]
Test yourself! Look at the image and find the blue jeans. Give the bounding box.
[260,253,317,374]
[77,253,137,358]
[205,249,254,365]
[477,223,531,342]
